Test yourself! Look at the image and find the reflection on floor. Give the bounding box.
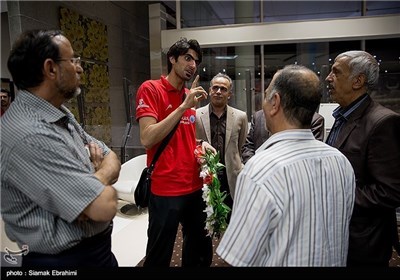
[1,201,148,268]
[112,201,148,267]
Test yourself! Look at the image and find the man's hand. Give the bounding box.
[86,142,121,185]
[181,75,208,109]
[202,141,216,155]
[87,142,104,171]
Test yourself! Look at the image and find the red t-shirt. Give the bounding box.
[135,76,202,196]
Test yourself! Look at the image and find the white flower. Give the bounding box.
[205,221,214,236]
[204,205,214,217]
[199,167,209,179]
[195,148,230,238]
[202,186,210,202]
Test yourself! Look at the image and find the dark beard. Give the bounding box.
[62,87,81,100]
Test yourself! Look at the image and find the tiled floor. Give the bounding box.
[2,202,399,268]
[389,225,400,267]
[133,218,400,267]
[390,249,400,267]
[135,224,229,267]
[136,225,400,267]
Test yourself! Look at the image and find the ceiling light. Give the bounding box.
[215,55,238,60]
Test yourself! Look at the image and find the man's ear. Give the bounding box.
[43,59,57,78]
[270,92,280,116]
[353,74,366,90]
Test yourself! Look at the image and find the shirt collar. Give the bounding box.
[332,93,368,121]
[19,90,67,123]
[256,129,315,153]
[208,104,227,116]
[161,76,186,94]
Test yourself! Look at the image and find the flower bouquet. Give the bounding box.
[195,145,231,239]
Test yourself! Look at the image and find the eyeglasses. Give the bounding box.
[211,85,228,93]
[56,57,81,65]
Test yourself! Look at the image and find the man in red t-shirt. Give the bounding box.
[136,38,215,267]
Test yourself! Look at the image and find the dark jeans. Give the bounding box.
[143,189,213,267]
[22,223,118,267]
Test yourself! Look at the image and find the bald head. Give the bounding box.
[265,64,322,128]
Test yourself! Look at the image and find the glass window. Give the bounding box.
[261,39,400,113]
[199,38,399,117]
[198,45,258,117]
[263,1,361,22]
[166,1,400,27]
[365,38,400,114]
[164,1,400,115]
[366,1,400,16]
[180,0,260,27]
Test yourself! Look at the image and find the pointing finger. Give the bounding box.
[191,75,199,89]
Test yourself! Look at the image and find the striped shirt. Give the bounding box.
[1,90,111,254]
[216,129,355,266]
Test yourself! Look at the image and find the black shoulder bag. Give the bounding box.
[134,122,180,208]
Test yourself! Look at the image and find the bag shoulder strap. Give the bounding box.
[148,93,185,172]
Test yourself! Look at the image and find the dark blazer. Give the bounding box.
[330,95,400,265]
[241,110,325,164]
[311,112,325,142]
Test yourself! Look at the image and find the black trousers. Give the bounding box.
[143,189,213,267]
[22,223,118,267]
[218,168,233,222]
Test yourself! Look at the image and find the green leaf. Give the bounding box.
[201,149,230,239]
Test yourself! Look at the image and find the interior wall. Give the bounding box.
[3,1,150,153]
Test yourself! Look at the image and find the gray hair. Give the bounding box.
[335,50,379,92]
[210,73,233,92]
